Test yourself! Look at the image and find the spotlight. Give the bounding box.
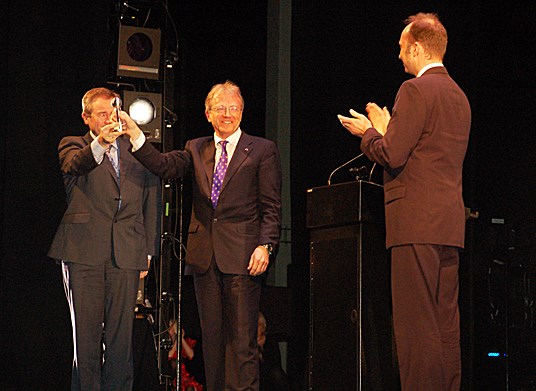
[130,98,156,125]
[117,25,161,79]
[123,91,162,143]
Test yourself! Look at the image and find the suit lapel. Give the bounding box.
[117,136,130,188]
[86,132,119,185]
[82,132,93,146]
[101,137,125,188]
[221,132,252,191]
[200,137,216,190]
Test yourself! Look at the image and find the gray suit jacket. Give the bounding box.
[361,67,471,249]
[48,133,161,269]
[133,131,282,275]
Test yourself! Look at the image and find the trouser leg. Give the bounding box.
[194,260,225,391]
[223,273,261,391]
[391,244,460,391]
[64,261,105,391]
[101,257,139,391]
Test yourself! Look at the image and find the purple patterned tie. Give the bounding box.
[211,140,228,208]
[105,144,121,210]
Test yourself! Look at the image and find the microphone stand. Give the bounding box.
[175,176,185,391]
[368,163,377,182]
[327,153,364,185]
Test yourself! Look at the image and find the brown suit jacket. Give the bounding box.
[48,133,161,269]
[361,67,471,249]
[133,131,282,275]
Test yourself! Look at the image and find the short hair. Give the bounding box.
[405,13,448,60]
[204,80,244,111]
[81,87,119,115]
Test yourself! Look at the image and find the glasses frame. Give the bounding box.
[210,105,242,114]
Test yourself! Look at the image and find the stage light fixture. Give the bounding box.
[117,25,161,79]
[123,90,163,143]
[130,98,156,125]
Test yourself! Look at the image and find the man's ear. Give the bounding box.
[82,113,90,125]
[412,42,420,57]
[414,41,427,58]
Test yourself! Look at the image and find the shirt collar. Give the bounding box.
[417,62,444,78]
[214,128,242,148]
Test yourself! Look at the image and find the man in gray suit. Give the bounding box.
[338,13,471,391]
[48,87,161,391]
[122,80,282,391]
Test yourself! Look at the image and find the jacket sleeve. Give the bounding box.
[59,136,99,176]
[361,81,426,170]
[257,141,282,250]
[133,140,191,180]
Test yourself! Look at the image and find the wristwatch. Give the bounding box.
[259,243,273,255]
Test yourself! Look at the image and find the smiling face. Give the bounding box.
[205,91,243,139]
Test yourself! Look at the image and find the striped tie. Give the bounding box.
[105,145,120,181]
[106,145,121,210]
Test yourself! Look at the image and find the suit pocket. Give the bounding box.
[385,186,406,204]
[134,221,145,235]
[189,222,199,233]
[236,223,260,236]
[62,213,90,224]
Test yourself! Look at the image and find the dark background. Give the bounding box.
[2,0,535,390]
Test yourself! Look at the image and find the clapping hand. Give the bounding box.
[365,103,390,136]
[337,109,372,137]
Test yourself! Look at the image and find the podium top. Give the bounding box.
[306,180,384,229]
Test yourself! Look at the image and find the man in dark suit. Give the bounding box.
[122,80,282,391]
[338,13,471,391]
[48,87,161,391]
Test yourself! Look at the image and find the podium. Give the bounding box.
[307,181,395,390]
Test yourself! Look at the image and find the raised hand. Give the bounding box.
[366,102,390,136]
[98,121,125,147]
[337,108,372,137]
[118,110,143,141]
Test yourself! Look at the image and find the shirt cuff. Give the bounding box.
[131,132,147,152]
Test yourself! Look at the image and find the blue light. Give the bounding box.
[487,352,500,357]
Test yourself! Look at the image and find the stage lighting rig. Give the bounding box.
[164,107,178,128]
[122,90,162,143]
[115,0,161,19]
[117,24,161,80]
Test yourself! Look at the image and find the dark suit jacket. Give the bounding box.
[133,131,282,275]
[361,67,471,249]
[48,133,161,269]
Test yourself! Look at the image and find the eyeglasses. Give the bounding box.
[90,111,115,120]
[210,105,242,114]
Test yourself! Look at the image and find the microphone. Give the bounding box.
[349,165,369,181]
[327,153,364,185]
[112,97,123,132]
